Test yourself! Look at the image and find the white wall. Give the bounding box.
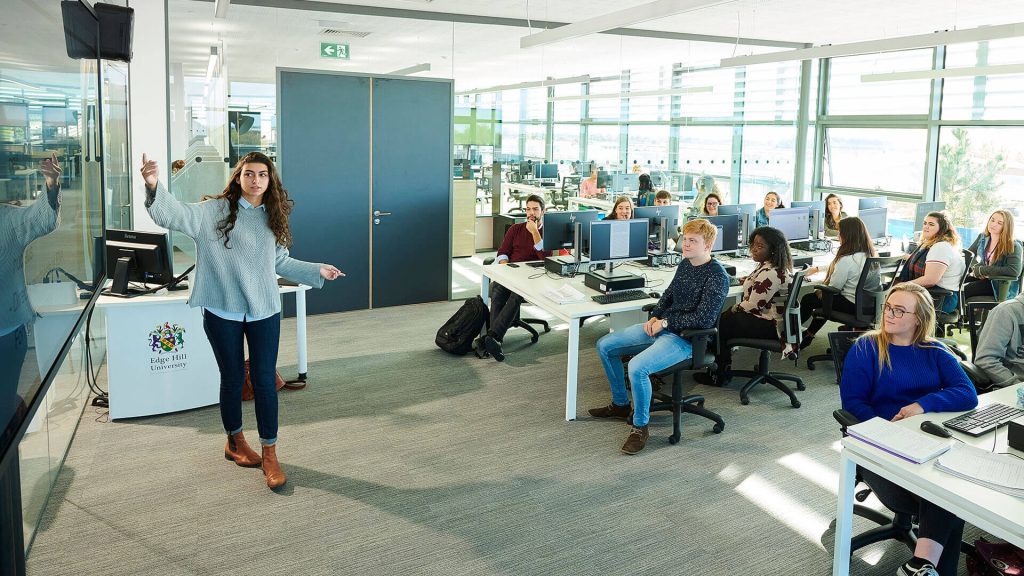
[127,0,170,232]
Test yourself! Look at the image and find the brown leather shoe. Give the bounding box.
[224,431,261,467]
[261,444,286,489]
[621,425,649,455]
[588,402,632,420]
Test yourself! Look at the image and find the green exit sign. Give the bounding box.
[320,42,350,59]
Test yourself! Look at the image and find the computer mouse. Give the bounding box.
[648,291,660,299]
[920,420,952,438]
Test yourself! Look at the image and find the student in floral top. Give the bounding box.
[695,226,793,387]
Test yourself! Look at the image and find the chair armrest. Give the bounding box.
[926,286,952,298]
[678,327,718,340]
[986,274,1018,281]
[679,327,719,358]
[815,284,841,316]
[483,257,495,266]
[833,409,860,435]
[936,338,967,361]
[641,303,656,313]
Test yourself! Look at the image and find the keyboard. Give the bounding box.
[942,403,1024,436]
[591,289,651,305]
[729,276,742,287]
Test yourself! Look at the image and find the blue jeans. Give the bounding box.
[596,323,693,427]
[202,311,281,445]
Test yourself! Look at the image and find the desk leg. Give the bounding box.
[565,318,580,421]
[481,275,490,306]
[832,451,856,576]
[295,289,308,381]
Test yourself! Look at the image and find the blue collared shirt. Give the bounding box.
[204,197,277,322]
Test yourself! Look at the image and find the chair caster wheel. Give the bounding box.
[807,361,816,370]
[740,396,750,405]
[713,423,724,434]
[797,382,806,391]
[543,325,551,333]
[668,434,680,445]
[791,399,801,409]
[530,335,539,344]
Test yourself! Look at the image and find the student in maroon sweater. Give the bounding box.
[478,194,551,361]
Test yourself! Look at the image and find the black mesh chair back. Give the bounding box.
[828,331,862,386]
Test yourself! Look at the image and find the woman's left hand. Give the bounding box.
[891,402,924,421]
[320,264,345,281]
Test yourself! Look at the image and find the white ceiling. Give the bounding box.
[167,0,1024,92]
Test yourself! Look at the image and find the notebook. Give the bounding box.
[934,443,1024,498]
[543,283,588,305]
[846,417,952,464]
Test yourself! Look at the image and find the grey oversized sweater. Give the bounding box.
[146,182,323,318]
[974,292,1024,387]
[0,186,61,331]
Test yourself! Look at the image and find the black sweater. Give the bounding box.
[650,258,730,333]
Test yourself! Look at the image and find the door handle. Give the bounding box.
[373,210,391,217]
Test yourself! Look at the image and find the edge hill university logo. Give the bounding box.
[148,321,189,373]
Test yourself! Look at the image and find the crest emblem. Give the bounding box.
[149,322,186,353]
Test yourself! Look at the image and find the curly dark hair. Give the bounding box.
[203,152,294,248]
[749,226,793,272]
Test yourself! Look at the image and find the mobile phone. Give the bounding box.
[507,263,519,268]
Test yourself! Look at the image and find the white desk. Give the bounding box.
[481,252,845,421]
[99,284,310,420]
[832,383,1024,575]
[568,196,613,212]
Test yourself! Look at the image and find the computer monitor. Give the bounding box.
[587,219,650,265]
[719,203,758,246]
[687,214,740,254]
[541,210,601,252]
[770,207,811,242]
[610,173,640,192]
[791,200,826,239]
[858,197,888,210]
[914,201,946,232]
[633,205,681,246]
[104,228,174,297]
[859,207,888,240]
[596,170,610,190]
[534,163,558,179]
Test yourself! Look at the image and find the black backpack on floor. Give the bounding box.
[436,296,488,355]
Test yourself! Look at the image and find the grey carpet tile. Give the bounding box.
[26,301,973,575]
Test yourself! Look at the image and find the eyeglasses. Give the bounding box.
[883,304,909,319]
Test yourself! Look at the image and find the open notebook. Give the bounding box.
[847,417,952,464]
[543,284,588,305]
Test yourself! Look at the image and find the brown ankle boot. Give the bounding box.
[620,425,650,455]
[261,444,286,488]
[224,431,261,467]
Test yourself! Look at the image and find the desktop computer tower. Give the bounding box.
[584,269,645,293]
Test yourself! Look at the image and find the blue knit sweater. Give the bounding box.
[840,337,978,422]
[145,182,324,318]
[650,258,729,333]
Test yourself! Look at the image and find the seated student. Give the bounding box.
[754,191,784,228]
[840,283,978,576]
[799,217,877,349]
[636,174,656,207]
[695,226,793,386]
[476,194,551,362]
[823,193,846,238]
[964,209,1022,301]
[701,192,722,217]
[579,163,605,198]
[974,290,1024,387]
[896,211,965,315]
[589,219,730,454]
[604,195,634,221]
[650,190,680,250]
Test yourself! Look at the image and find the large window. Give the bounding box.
[827,50,933,116]
[626,125,669,169]
[737,126,797,205]
[821,128,928,194]
[936,126,1024,237]
[586,124,620,169]
[942,38,1024,121]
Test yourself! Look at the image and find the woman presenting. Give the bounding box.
[140,152,343,489]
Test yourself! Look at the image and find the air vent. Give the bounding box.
[319,28,372,38]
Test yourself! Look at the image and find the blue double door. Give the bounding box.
[279,71,452,314]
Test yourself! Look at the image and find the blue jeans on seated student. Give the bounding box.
[202,310,282,445]
[938,291,959,314]
[596,323,694,427]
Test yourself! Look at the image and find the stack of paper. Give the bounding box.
[935,443,1024,497]
[847,417,952,464]
[543,284,587,305]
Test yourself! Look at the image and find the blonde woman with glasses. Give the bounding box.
[840,283,977,576]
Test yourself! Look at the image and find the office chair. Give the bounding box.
[637,304,725,443]
[725,270,807,408]
[482,257,550,343]
[929,249,974,337]
[806,256,904,382]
